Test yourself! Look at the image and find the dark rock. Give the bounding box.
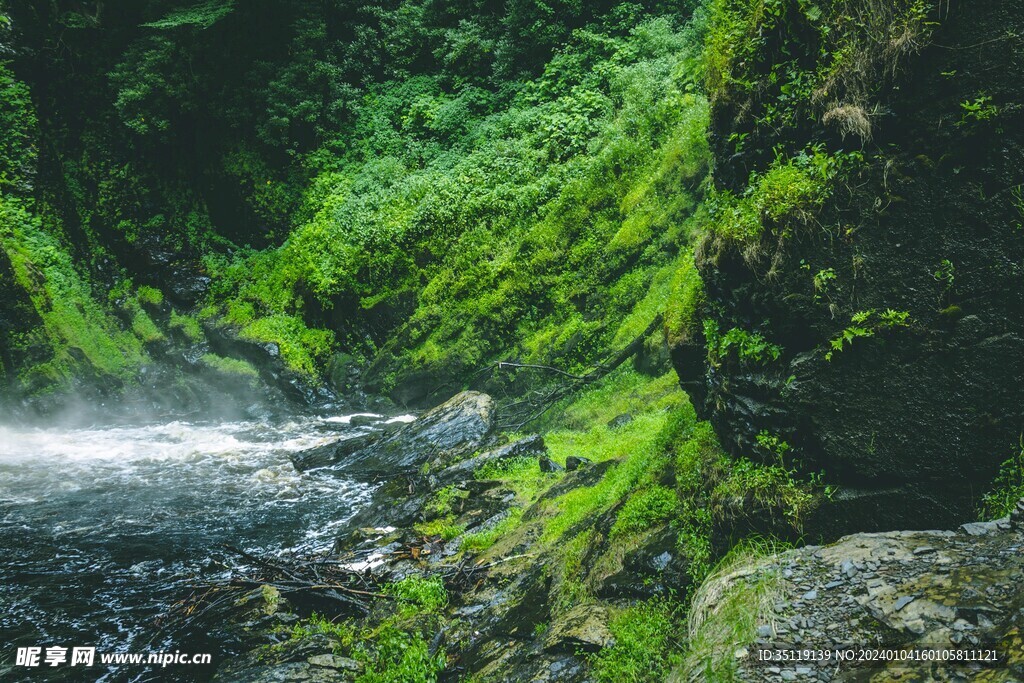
[564,455,592,471]
[543,604,615,654]
[1011,498,1024,529]
[308,392,495,479]
[348,414,383,428]
[607,413,634,429]
[432,435,546,487]
[290,432,381,472]
[595,526,691,600]
[538,456,564,473]
[672,0,1024,534]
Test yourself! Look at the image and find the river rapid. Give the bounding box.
[0,415,397,682]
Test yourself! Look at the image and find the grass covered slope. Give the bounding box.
[202,14,713,398]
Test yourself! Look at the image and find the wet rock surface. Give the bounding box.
[673,0,1024,534]
[291,391,495,477]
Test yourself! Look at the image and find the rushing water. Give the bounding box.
[0,415,396,682]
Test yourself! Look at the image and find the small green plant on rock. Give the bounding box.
[980,437,1024,520]
[958,95,998,126]
[813,267,836,302]
[825,308,910,360]
[704,319,783,367]
[384,576,448,616]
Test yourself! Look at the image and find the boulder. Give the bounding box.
[290,432,380,472]
[295,391,495,479]
[543,604,615,654]
[564,455,592,471]
[673,518,1024,682]
[538,456,564,473]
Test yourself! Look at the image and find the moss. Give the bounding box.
[461,508,523,553]
[540,408,682,542]
[200,353,259,378]
[551,529,596,615]
[131,307,164,343]
[238,314,334,378]
[169,309,204,341]
[414,516,466,541]
[136,285,164,306]
[0,195,146,385]
[610,485,678,540]
[664,252,705,346]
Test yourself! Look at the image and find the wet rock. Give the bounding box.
[306,655,361,671]
[543,604,615,654]
[348,414,383,428]
[678,518,1024,682]
[431,434,546,486]
[564,455,592,471]
[595,526,690,600]
[216,662,354,682]
[290,432,381,472]
[538,456,564,473]
[313,392,495,479]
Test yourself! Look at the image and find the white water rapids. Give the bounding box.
[0,415,401,681]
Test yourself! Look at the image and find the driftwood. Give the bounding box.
[493,313,664,431]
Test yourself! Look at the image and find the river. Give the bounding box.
[0,415,397,682]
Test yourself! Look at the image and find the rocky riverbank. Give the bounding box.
[209,387,1024,682]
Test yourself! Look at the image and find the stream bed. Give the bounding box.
[0,415,389,681]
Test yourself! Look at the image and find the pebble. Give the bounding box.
[893,595,916,611]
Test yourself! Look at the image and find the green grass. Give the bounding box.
[475,455,555,504]
[461,508,523,553]
[680,537,790,681]
[590,598,684,682]
[200,353,259,378]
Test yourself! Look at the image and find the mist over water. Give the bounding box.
[0,416,383,681]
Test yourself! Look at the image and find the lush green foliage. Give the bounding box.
[384,576,449,615]
[590,598,684,681]
[203,14,712,380]
[980,440,1024,521]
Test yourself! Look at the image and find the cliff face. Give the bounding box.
[674,0,1024,533]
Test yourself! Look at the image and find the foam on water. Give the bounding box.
[0,415,380,681]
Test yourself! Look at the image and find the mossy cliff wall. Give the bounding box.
[673,0,1024,532]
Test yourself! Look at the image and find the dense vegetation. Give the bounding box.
[1,0,1021,680]
[0,0,712,400]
